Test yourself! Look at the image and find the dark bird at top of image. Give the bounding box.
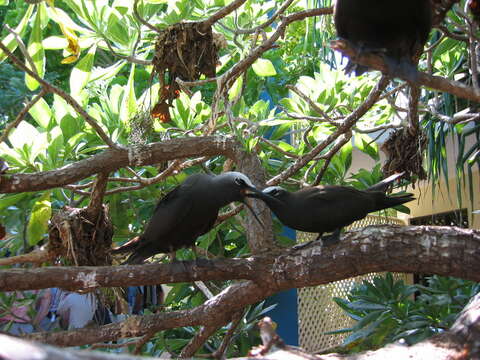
[246,173,414,246]
[112,172,261,264]
[333,0,432,81]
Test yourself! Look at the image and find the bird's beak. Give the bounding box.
[241,185,264,198]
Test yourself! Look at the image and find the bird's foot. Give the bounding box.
[321,229,341,247]
[338,39,387,76]
[383,57,419,83]
[292,240,315,251]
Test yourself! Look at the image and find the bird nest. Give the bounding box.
[48,205,113,266]
[151,22,225,122]
[381,129,427,184]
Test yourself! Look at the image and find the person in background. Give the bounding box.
[57,292,97,330]
[33,288,65,331]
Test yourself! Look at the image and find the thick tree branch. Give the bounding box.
[0,136,237,194]
[6,226,476,347]
[331,39,480,103]
[1,226,477,293]
[3,291,480,359]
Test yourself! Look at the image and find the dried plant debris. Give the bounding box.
[431,0,461,26]
[151,22,225,122]
[129,109,154,145]
[382,129,428,185]
[48,205,113,266]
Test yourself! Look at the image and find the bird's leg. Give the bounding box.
[291,232,323,251]
[383,55,419,83]
[321,228,341,246]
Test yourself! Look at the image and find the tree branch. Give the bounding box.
[2,226,477,293]
[0,136,237,194]
[331,39,480,103]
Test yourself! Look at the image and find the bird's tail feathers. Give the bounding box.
[379,193,415,210]
[367,172,405,193]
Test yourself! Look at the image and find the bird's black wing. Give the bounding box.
[301,186,371,204]
[141,183,195,241]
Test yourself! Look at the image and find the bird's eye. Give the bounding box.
[270,189,280,196]
[235,178,247,186]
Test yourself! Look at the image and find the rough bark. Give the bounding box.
[331,39,480,103]
[1,225,477,292]
[0,136,237,194]
[2,291,480,359]
[9,225,478,347]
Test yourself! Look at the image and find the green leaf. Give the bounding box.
[27,192,52,245]
[25,4,47,91]
[0,5,34,63]
[228,76,243,101]
[252,58,277,77]
[0,0,9,5]
[70,45,97,97]
[119,63,137,124]
[28,97,52,129]
[8,122,40,149]
[0,193,28,212]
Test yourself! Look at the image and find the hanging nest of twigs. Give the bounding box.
[381,129,428,185]
[48,205,113,266]
[151,22,226,123]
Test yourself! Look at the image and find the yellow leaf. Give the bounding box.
[61,55,79,64]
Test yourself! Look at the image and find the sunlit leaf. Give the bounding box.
[70,44,97,96]
[8,122,40,149]
[0,5,34,63]
[27,192,52,245]
[25,4,47,90]
[28,97,52,129]
[252,58,277,77]
[119,63,137,124]
[228,76,243,101]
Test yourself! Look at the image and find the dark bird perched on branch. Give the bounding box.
[333,0,432,81]
[246,173,414,246]
[113,172,261,264]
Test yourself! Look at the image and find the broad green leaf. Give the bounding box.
[46,6,92,34]
[30,132,48,164]
[27,192,52,245]
[25,4,47,91]
[9,122,40,149]
[119,63,137,124]
[252,58,277,77]
[0,193,28,212]
[47,126,64,164]
[28,97,52,129]
[70,44,97,96]
[0,0,9,5]
[90,60,126,82]
[228,76,243,101]
[106,10,130,46]
[0,5,34,63]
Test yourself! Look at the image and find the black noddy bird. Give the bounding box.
[334,0,432,80]
[245,173,414,246]
[113,172,261,264]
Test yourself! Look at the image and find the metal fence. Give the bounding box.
[297,215,410,352]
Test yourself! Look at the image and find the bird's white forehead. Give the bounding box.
[225,171,254,186]
[263,186,283,193]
